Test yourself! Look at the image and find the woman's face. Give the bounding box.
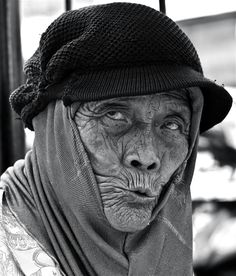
[74,91,191,232]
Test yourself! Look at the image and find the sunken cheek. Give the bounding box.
[80,121,122,168]
[152,134,188,175]
[168,141,188,171]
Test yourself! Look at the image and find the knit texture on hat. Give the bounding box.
[10,2,232,131]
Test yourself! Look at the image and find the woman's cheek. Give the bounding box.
[169,139,189,167]
[82,129,121,173]
[156,134,188,178]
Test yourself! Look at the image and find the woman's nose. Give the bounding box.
[124,146,160,173]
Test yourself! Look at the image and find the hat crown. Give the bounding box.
[35,2,202,82]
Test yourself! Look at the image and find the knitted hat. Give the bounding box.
[10,2,232,132]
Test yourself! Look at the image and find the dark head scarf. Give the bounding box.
[2,87,203,275]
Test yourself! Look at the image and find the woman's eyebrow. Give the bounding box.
[165,104,191,123]
[86,99,130,114]
[94,98,130,107]
[165,111,190,125]
[161,95,190,108]
[167,101,190,111]
[100,97,133,104]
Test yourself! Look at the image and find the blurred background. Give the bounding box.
[0,0,236,275]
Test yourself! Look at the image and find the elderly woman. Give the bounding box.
[0,2,232,276]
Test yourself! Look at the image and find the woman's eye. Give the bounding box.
[106,111,125,120]
[164,121,180,130]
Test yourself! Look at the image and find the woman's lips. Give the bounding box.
[124,189,157,204]
[132,187,157,197]
[99,184,159,205]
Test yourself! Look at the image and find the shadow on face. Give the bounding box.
[74,91,191,232]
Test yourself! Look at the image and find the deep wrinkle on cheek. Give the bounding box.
[94,123,123,161]
[153,127,189,163]
[170,147,188,165]
[104,129,129,161]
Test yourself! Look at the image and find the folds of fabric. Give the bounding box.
[1,87,203,275]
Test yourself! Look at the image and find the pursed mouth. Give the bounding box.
[120,187,157,204]
[131,187,157,197]
[98,177,161,205]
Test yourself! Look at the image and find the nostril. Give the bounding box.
[130,160,142,168]
[147,163,157,170]
[130,160,157,171]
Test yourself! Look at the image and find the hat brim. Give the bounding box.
[60,64,232,133]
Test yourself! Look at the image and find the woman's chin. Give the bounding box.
[104,205,152,233]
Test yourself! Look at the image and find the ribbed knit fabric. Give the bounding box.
[9,2,232,132]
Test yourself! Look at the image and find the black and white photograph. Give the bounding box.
[0,1,236,275]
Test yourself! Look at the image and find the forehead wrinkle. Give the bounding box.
[162,99,190,114]
[85,97,132,112]
[143,94,190,117]
[156,92,189,104]
[163,99,190,112]
[157,91,190,111]
[83,90,190,113]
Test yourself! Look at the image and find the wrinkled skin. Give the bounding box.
[75,91,191,232]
